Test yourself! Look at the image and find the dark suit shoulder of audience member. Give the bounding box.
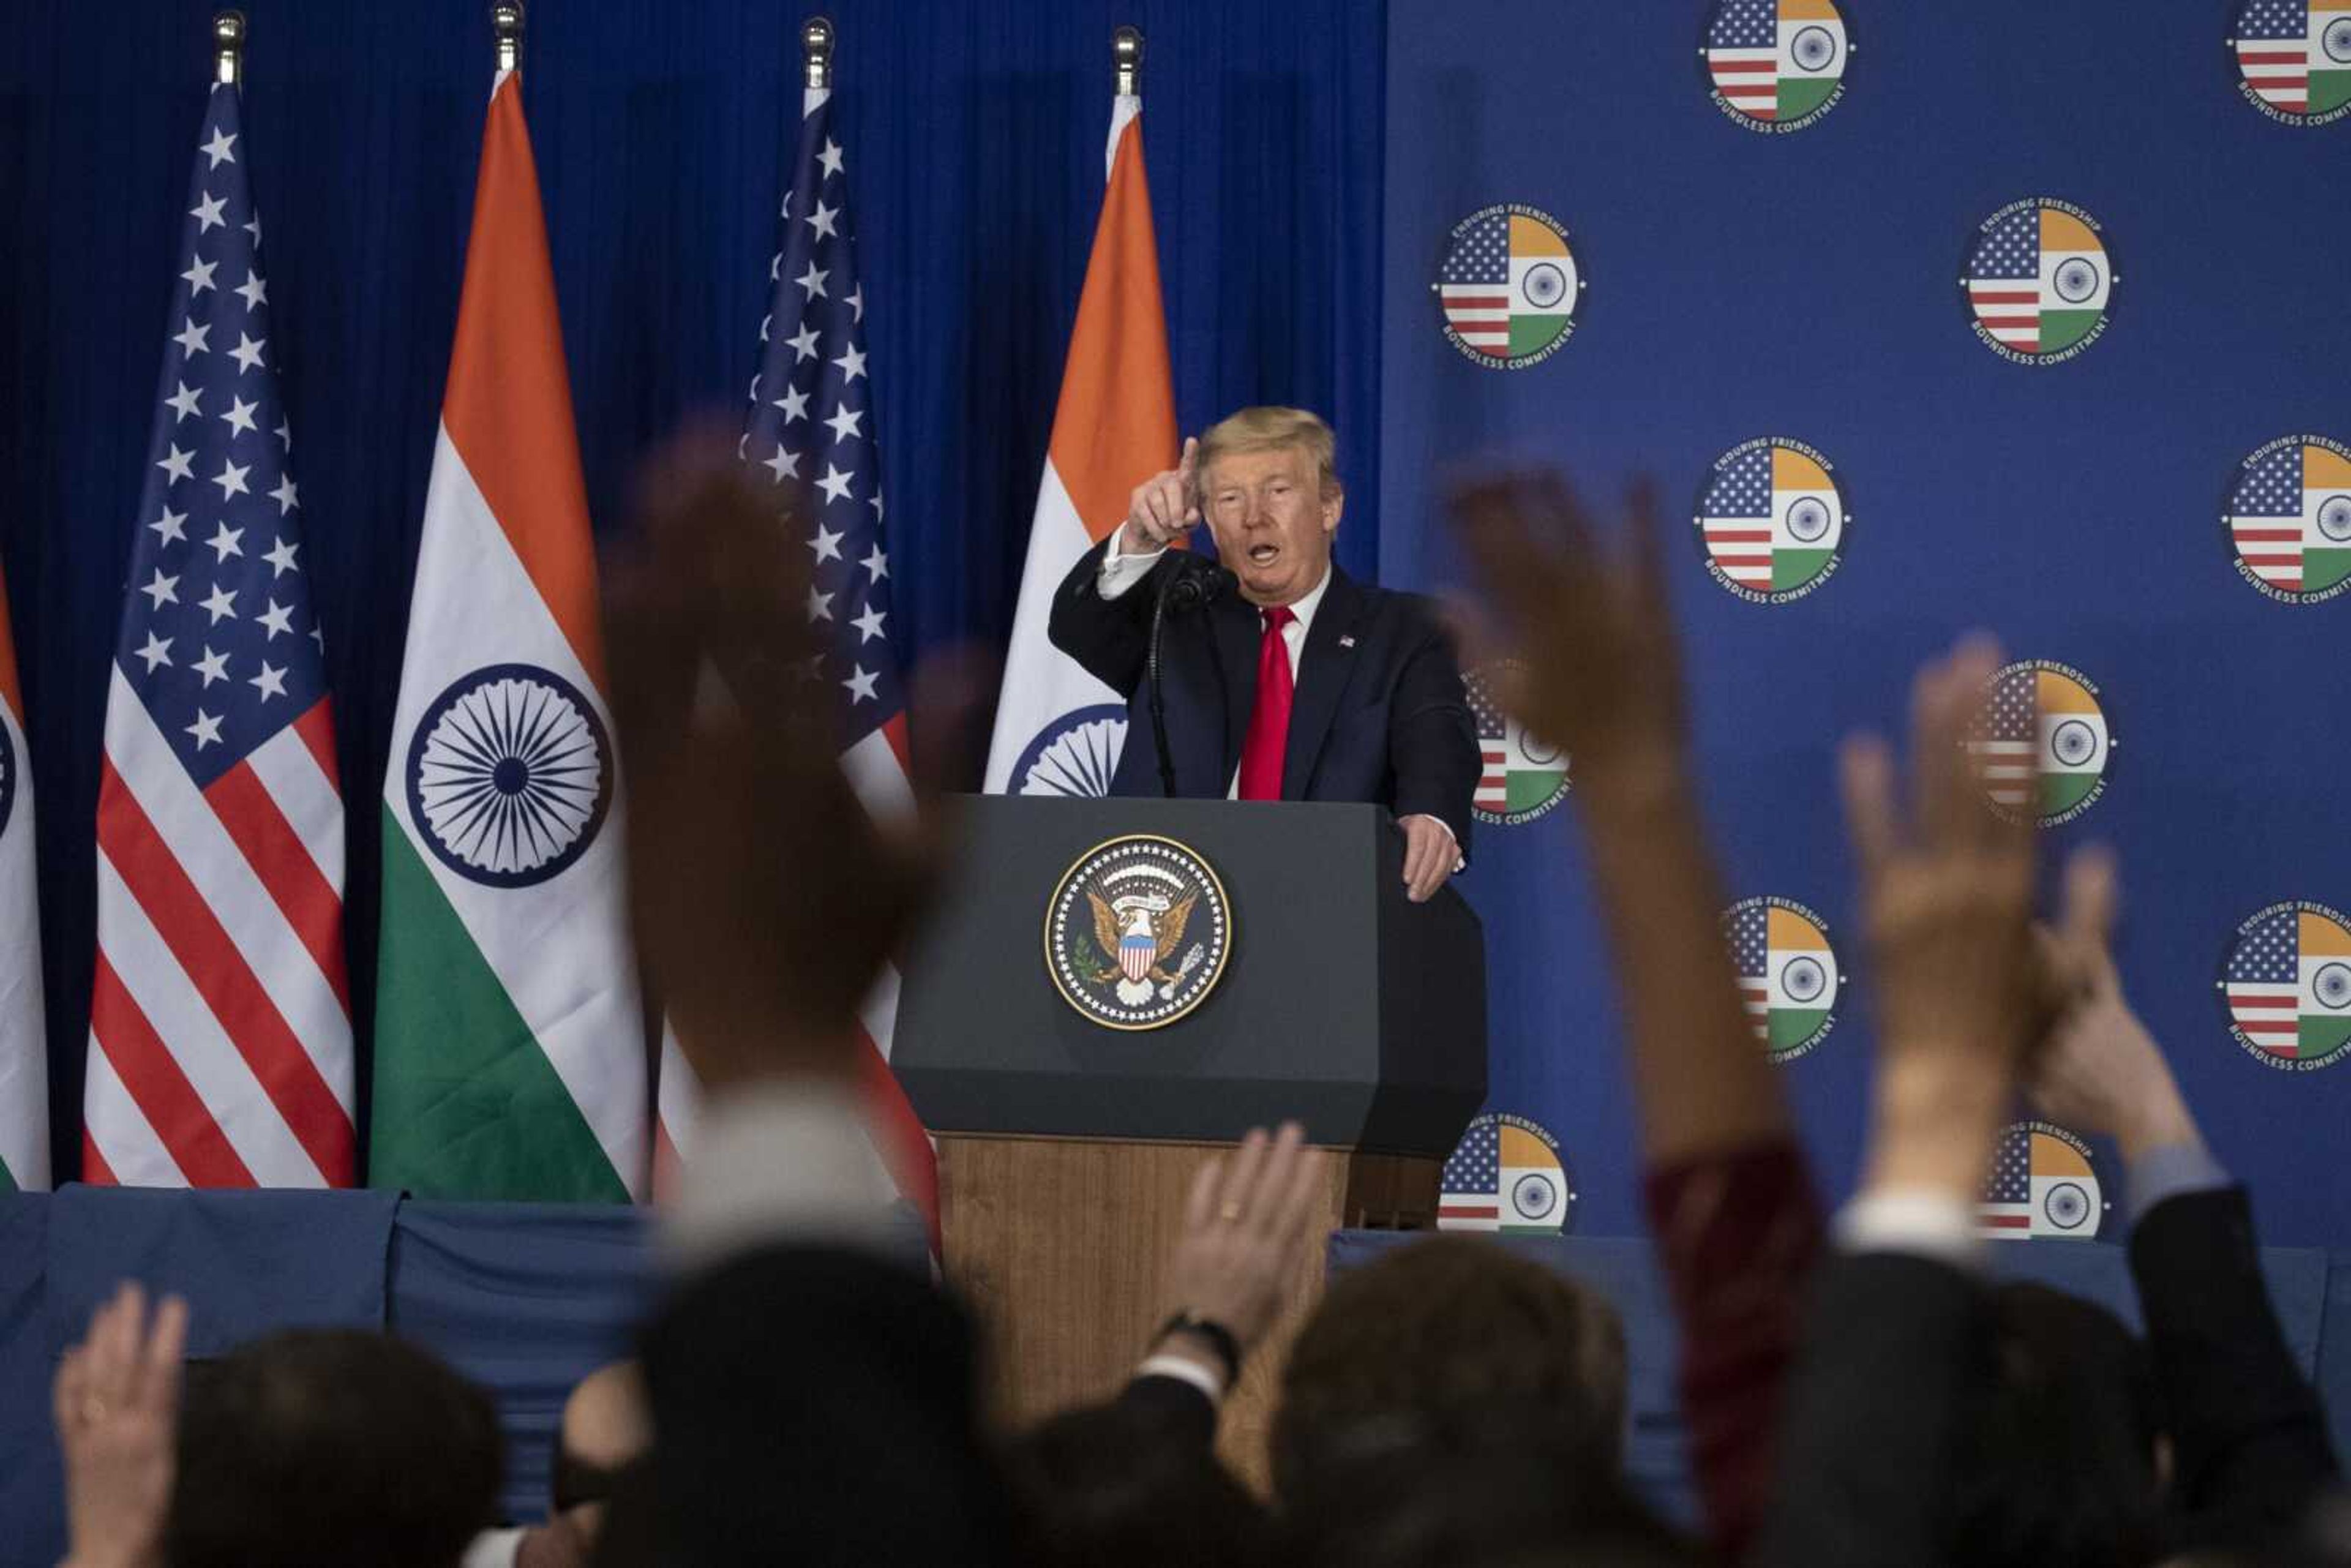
[1006,1378,1271,1568]
[2134,1183,2342,1557]
[635,1244,1017,1568]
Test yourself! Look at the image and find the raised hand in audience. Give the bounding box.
[1146,1122,1327,1399]
[53,1282,187,1568]
[605,432,959,1090]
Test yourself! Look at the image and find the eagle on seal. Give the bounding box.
[1089,888,1198,1006]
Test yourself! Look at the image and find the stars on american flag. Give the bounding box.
[1439,209,1510,287]
[2237,1,2311,43]
[116,90,328,787]
[1708,0,1777,49]
[744,113,904,729]
[1701,446,1773,518]
[2232,445,2303,517]
[1440,1114,1501,1195]
[2229,907,2300,984]
[1968,206,2039,281]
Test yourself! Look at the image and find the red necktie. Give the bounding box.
[1237,606,1296,801]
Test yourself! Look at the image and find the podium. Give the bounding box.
[893,796,1486,1478]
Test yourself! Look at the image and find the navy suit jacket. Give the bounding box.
[1046,537,1480,855]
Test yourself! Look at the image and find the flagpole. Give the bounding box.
[802,16,833,91]
[212,10,245,88]
[492,1,523,73]
[1112,24,1142,94]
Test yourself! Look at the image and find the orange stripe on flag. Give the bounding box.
[1046,112,1178,542]
[440,73,608,689]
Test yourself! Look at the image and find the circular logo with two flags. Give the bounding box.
[2230,1,2351,126]
[1045,835,1232,1030]
[1960,199,2116,365]
[1965,659,2115,827]
[1438,1112,1576,1234]
[407,663,614,889]
[1694,438,1849,604]
[1465,662,1569,828]
[1978,1120,2110,1241]
[1433,204,1582,369]
[2219,901,2351,1071]
[1702,0,1853,133]
[1723,896,1841,1059]
[2224,435,2351,603]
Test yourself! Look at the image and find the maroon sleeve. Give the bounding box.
[1644,1138,1826,1561]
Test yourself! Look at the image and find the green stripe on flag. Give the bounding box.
[2301,1014,2351,1060]
[2039,771,2099,816]
[370,806,629,1202]
[2038,310,2103,353]
[2310,71,2351,115]
[1508,314,1570,356]
[2300,550,2351,594]
[1777,77,1836,120]
[1506,770,1565,812]
[1768,1008,1828,1054]
[0,1157,17,1195]
[1771,549,1835,591]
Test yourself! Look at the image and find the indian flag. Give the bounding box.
[370,69,647,1202]
[0,559,47,1192]
[981,86,1177,795]
[2032,668,2109,819]
[2313,2,2351,113]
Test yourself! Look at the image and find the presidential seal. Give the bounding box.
[1960,198,2115,365]
[1694,438,1848,604]
[1702,0,1853,133]
[1466,662,1569,828]
[1964,659,2115,827]
[2223,435,2351,604]
[2219,901,2351,1071]
[1723,896,1841,1060]
[1979,1120,2109,1242]
[1046,835,1232,1030]
[1438,1112,1577,1234]
[2230,2,2351,126]
[1433,204,1582,369]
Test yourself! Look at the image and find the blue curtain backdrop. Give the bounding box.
[0,0,1385,1181]
[1381,1,2350,1246]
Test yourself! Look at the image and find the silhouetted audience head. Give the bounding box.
[167,1329,501,1568]
[1272,1236,1628,1512]
[1955,1283,2164,1568]
[1278,1401,1693,1568]
[1007,1397,1273,1567]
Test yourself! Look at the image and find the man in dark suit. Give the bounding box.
[1047,407,1479,902]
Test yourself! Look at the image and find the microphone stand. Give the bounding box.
[1146,554,1226,798]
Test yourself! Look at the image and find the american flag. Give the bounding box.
[1967,662,2036,811]
[2226,905,2304,1059]
[1965,206,2042,352]
[1706,0,1781,119]
[1978,1124,2036,1237]
[1438,209,1513,356]
[722,81,936,1226]
[84,84,353,1187]
[1700,445,1775,591]
[1466,669,1510,812]
[2236,1,2315,114]
[1726,901,1773,1043]
[1438,1114,1503,1225]
[2230,444,2308,593]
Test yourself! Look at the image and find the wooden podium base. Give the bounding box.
[937,1133,1440,1486]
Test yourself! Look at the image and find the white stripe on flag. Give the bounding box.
[246,721,346,891]
[93,851,326,1185]
[80,1040,184,1188]
[103,670,353,1109]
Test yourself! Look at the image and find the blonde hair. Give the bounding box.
[1194,406,1340,496]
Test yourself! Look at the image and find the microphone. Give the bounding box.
[1163,552,1234,612]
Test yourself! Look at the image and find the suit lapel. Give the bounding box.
[1281,569,1363,800]
[1210,594,1259,790]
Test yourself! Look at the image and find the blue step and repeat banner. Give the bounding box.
[1390,2,2351,1247]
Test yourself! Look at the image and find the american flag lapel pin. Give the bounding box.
[1338,634,1356,649]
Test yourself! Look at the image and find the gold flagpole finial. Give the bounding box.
[802,17,835,91]
[1112,26,1142,96]
[492,2,523,73]
[212,10,246,88]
